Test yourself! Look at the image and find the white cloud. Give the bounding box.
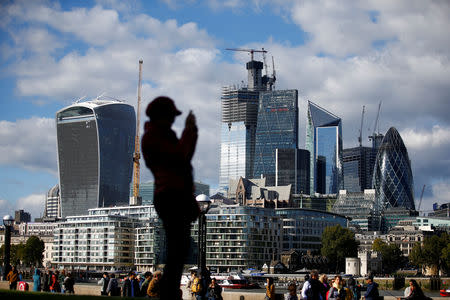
[0,199,14,219]
[0,117,57,174]
[15,193,46,220]
[401,126,450,150]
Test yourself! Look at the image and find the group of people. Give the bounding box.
[5,265,75,293]
[187,272,223,300]
[265,270,380,300]
[98,270,163,298]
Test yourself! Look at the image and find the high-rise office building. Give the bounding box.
[14,209,31,224]
[306,101,343,194]
[253,90,298,186]
[219,58,270,191]
[373,127,415,210]
[275,148,310,194]
[343,146,377,192]
[44,184,61,219]
[56,100,136,218]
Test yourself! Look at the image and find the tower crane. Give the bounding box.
[131,60,143,205]
[225,48,267,61]
[358,105,365,147]
[417,184,426,213]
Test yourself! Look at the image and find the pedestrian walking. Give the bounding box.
[98,272,110,295]
[363,275,379,300]
[319,274,330,300]
[265,277,276,300]
[147,270,162,299]
[301,270,322,300]
[140,271,153,296]
[106,273,120,296]
[49,271,61,293]
[328,275,347,300]
[32,269,42,292]
[207,278,222,300]
[63,272,75,294]
[142,96,200,300]
[6,265,19,290]
[286,280,298,300]
[123,271,140,297]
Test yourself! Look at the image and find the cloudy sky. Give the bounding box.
[1,0,449,219]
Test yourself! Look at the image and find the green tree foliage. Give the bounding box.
[409,233,450,273]
[23,236,45,267]
[321,225,358,272]
[371,238,404,274]
[10,243,25,266]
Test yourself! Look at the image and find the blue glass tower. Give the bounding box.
[56,100,136,217]
[306,101,343,194]
[373,127,415,210]
[253,90,298,186]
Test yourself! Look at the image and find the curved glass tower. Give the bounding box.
[56,100,136,218]
[373,127,415,210]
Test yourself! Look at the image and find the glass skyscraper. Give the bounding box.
[306,101,343,194]
[275,148,310,195]
[56,100,136,218]
[219,87,259,190]
[373,127,415,210]
[343,146,377,192]
[253,90,298,186]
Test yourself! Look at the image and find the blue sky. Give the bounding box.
[1,0,450,219]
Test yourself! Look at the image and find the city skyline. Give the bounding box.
[1,1,449,218]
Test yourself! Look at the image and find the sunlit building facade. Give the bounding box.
[253,90,298,186]
[56,100,135,217]
[219,88,260,190]
[306,101,343,194]
[373,127,415,210]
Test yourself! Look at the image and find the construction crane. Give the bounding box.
[417,184,426,213]
[131,60,143,205]
[225,48,267,61]
[358,105,365,147]
[368,101,382,147]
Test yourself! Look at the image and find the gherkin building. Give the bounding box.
[373,127,415,210]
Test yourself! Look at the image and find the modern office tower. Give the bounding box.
[44,184,61,219]
[276,148,310,194]
[56,99,136,218]
[373,127,415,210]
[14,210,31,224]
[130,181,155,205]
[275,208,347,254]
[306,101,343,194]
[343,147,376,192]
[219,54,276,191]
[429,202,450,217]
[219,87,260,190]
[333,189,382,231]
[381,207,418,231]
[291,193,337,211]
[202,205,282,272]
[253,90,298,186]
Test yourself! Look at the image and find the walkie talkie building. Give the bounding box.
[56,100,135,218]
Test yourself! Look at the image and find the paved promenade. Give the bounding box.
[0,280,444,299]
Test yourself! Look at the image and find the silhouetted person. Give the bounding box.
[7,265,19,290]
[142,96,200,300]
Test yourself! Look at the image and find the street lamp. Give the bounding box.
[196,194,211,279]
[3,215,14,280]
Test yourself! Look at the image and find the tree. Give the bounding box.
[371,238,404,274]
[441,243,450,273]
[321,225,358,272]
[10,243,25,266]
[409,233,450,274]
[24,236,45,267]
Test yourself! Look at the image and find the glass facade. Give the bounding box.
[275,208,347,253]
[276,148,310,194]
[373,127,415,210]
[253,90,298,186]
[219,88,259,190]
[56,101,135,218]
[306,101,342,194]
[343,146,376,192]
